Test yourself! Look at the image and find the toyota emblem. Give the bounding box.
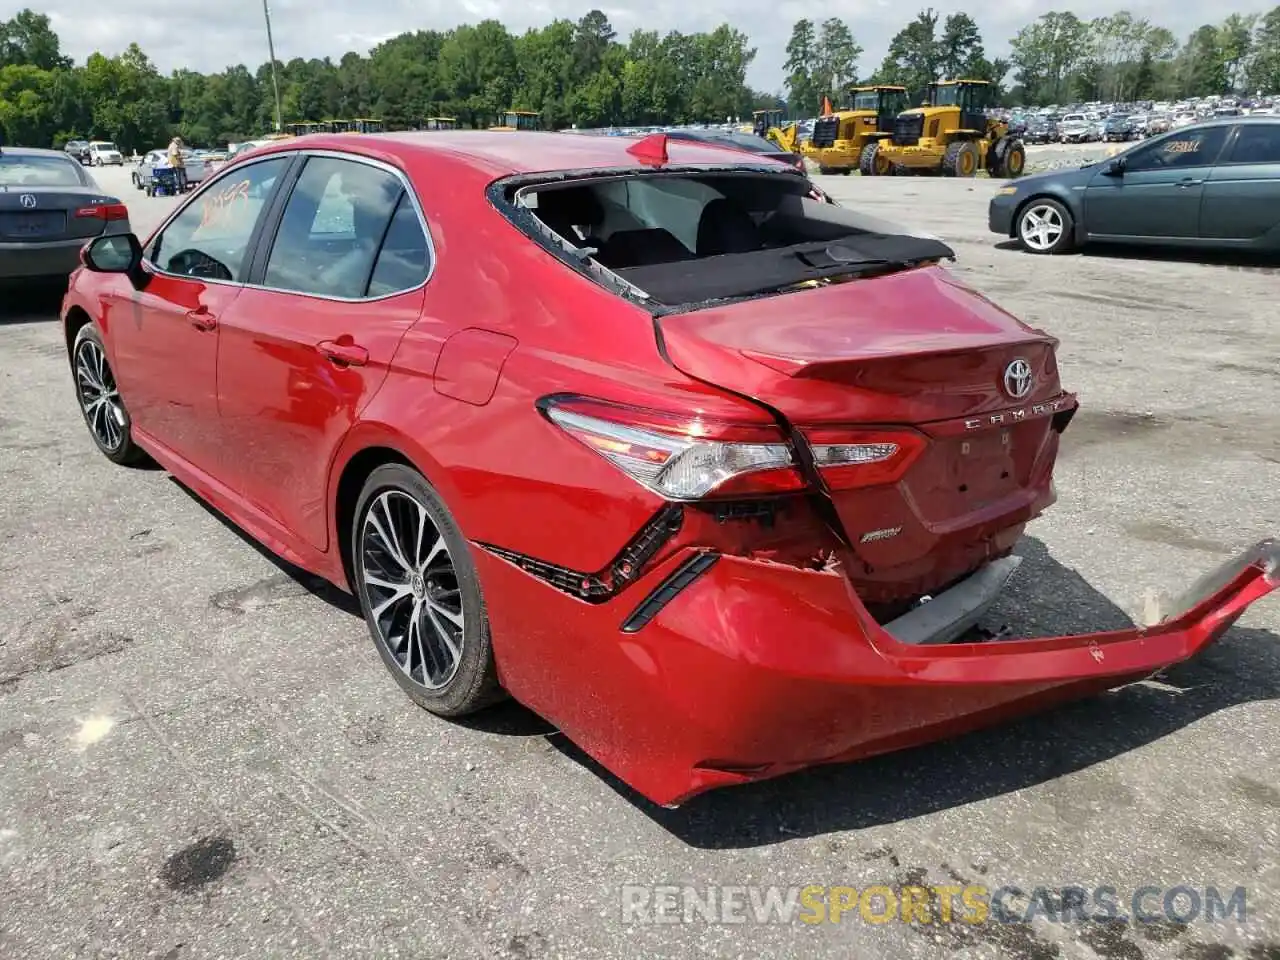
[1003,358,1033,399]
[19,194,37,209]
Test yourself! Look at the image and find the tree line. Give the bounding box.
[2,6,1279,152]
[786,8,1280,109]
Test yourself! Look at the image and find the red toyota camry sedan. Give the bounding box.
[62,132,1277,807]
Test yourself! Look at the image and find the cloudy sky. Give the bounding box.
[39,0,1280,90]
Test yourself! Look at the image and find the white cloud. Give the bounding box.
[38,1,1280,91]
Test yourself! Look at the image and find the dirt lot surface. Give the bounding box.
[0,160,1277,960]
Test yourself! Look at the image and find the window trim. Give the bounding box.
[1216,122,1280,166]
[141,152,302,289]
[246,149,436,303]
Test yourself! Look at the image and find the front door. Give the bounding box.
[216,154,433,550]
[109,154,293,474]
[1083,125,1230,240]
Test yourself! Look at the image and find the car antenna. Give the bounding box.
[626,132,668,167]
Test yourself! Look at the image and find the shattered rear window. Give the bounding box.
[503,170,953,309]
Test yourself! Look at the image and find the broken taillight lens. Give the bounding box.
[805,427,928,490]
[541,396,805,500]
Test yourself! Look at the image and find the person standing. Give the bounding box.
[167,136,188,193]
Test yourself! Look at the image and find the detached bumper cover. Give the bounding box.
[478,539,1277,807]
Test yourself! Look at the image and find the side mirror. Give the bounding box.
[81,233,149,289]
[1105,157,1126,176]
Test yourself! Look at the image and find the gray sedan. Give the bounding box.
[989,116,1280,254]
[0,146,133,282]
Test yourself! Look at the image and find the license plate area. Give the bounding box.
[0,211,67,239]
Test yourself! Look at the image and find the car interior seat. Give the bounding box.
[695,197,763,256]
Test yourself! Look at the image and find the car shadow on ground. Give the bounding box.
[169,477,364,616]
[0,281,68,326]
[994,238,1280,270]
[546,535,1279,848]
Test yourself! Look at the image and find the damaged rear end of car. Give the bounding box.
[481,153,1279,807]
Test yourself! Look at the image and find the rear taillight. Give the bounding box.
[541,396,805,500]
[75,203,128,221]
[804,428,927,491]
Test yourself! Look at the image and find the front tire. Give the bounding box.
[942,140,979,177]
[352,464,502,718]
[859,141,891,176]
[72,325,147,465]
[1016,197,1075,255]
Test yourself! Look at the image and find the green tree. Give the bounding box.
[814,18,862,104]
[876,9,943,100]
[1247,6,1280,93]
[1008,11,1090,103]
[784,19,820,117]
[0,9,70,71]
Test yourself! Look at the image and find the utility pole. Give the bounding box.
[263,0,284,132]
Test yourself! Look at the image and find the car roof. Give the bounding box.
[1,146,77,159]
[245,130,797,177]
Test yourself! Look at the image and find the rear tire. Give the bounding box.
[352,463,503,718]
[1016,197,1075,255]
[71,325,148,466]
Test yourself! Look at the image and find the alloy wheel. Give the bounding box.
[359,489,464,690]
[75,338,126,451]
[1019,204,1064,252]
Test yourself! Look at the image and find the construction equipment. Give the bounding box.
[751,109,801,154]
[490,111,542,132]
[801,85,908,175]
[421,117,458,131]
[864,79,1027,179]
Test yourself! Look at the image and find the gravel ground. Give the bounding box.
[0,163,1277,960]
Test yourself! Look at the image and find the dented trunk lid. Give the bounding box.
[656,264,1074,603]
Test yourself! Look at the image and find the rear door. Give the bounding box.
[1083,124,1231,239]
[1199,122,1280,242]
[215,153,431,550]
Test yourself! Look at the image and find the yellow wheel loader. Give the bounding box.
[800,85,908,175]
[751,109,801,154]
[865,80,1027,179]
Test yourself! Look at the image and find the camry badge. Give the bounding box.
[1003,358,1033,399]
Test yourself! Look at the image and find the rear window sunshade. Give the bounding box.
[613,234,955,305]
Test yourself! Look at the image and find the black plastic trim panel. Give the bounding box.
[475,504,684,603]
[620,552,721,633]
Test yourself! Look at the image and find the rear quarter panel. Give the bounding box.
[341,156,768,573]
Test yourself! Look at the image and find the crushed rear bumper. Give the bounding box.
[478,538,1278,807]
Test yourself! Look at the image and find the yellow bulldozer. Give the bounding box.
[800,85,909,175]
[750,109,801,154]
[862,79,1027,179]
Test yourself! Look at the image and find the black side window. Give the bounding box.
[263,156,403,299]
[151,157,289,281]
[366,193,431,297]
[1225,124,1280,164]
[1126,126,1229,171]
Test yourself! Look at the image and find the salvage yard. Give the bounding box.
[1,162,1278,960]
